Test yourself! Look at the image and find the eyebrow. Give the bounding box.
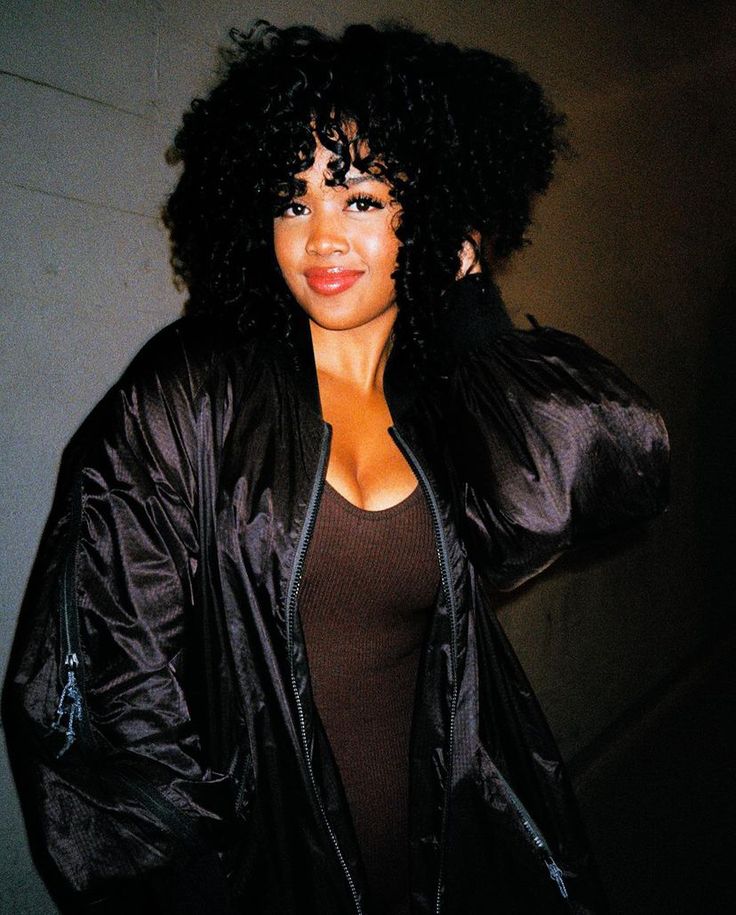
[344,175,388,187]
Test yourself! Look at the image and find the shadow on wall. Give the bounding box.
[694,247,736,633]
[561,251,736,915]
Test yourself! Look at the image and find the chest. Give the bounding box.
[318,370,419,511]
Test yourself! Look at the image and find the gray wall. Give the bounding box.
[2,2,733,911]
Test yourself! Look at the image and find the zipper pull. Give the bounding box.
[545,855,569,899]
[53,652,84,757]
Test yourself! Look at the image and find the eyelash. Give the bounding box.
[278,193,385,218]
[346,193,385,212]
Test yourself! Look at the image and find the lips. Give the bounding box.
[303,267,365,295]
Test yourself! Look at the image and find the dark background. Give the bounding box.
[1,2,734,911]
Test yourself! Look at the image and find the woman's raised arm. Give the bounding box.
[440,274,670,591]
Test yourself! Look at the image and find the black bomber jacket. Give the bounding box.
[3,276,670,914]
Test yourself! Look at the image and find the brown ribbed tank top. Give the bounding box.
[299,479,441,915]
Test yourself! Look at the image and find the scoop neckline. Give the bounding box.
[323,480,421,517]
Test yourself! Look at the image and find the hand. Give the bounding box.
[456,230,482,279]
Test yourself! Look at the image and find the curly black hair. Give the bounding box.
[163,20,568,371]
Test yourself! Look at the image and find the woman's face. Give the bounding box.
[273,139,402,333]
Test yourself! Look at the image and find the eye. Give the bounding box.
[346,193,384,213]
[278,201,309,218]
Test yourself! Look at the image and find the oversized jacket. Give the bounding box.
[3,275,670,914]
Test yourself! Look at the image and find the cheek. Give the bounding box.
[381,241,401,290]
[272,226,287,273]
[364,222,400,278]
[273,224,299,279]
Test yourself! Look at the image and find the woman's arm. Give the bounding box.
[440,274,670,590]
[2,322,236,912]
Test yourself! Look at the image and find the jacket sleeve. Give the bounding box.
[2,322,236,912]
[440,274,671,591]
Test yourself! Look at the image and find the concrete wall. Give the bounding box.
[2,2,733,910]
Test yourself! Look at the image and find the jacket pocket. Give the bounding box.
[99,762,207,855]
[228,728,256,824]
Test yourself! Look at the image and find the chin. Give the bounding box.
[297,295,397,334]
[304,310,367,332]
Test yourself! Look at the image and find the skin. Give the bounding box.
[274,139,479,511]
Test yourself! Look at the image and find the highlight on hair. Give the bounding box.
[162,20,568,371]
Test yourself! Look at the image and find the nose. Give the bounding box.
[305,211,349,257]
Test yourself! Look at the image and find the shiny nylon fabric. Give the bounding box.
[3,281,669,914]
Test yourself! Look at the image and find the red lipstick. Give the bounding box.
[304,267,364,295]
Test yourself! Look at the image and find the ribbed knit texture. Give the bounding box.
[299,480,441,915]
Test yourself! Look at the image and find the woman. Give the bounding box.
[3,21,669,915]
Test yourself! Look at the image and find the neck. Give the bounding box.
[309,306,397,393]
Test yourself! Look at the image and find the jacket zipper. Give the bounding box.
[285,422,363,915]
[53,473,92,756]
[499,773,569,900]
[390,428,569,908]
[388,427,458,915]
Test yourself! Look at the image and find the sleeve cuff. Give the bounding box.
[438,273,514,357]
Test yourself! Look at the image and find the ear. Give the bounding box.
[457,229,483,279]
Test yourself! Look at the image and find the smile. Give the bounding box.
[304,268,365,295]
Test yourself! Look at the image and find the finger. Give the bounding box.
[457,238,482,279]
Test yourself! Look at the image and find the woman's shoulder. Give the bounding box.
[119,313,264,403]
[63,315,267,473]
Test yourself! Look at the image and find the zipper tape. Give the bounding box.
[506,784,569,900]
[285,423,364,915]
[389,426,458,915]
